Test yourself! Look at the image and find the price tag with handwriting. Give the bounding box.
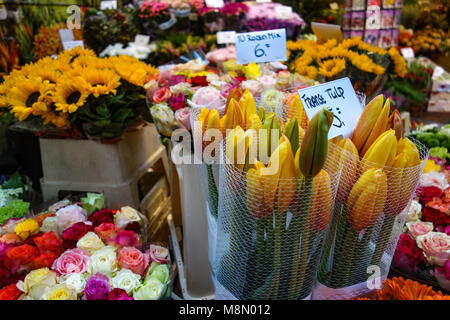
[134,34,150,45]
[235,28,286,64]
[400,47,415,59]
[298,77,364,139]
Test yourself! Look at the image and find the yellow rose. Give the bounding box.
[14,218,39,240]
[76,231,105,253]
[17,268,58,300]
[43,284,77,300]
[244,62,261,80]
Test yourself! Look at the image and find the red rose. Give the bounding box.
[21,232,44,247]
[33,251,61,269]
[33,231,63,255]
[0,283,23,300]
[94,223,118,244]
[422,206,450,226]
[189,76,209,87]
[6,244,38,265]
[124,221,141,234]
[419,186,443,203]
[88,209,114,227]
[62,222,92,249]
[107,288,133,300]
[393,233,424,274]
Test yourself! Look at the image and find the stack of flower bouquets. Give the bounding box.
[194,86,343,299]
[314,95,429,299]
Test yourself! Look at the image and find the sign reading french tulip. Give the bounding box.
[298,77,364,139]
[235,28,287,65]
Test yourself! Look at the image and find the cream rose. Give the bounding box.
[112,269,142,295]
[407,200,422,222]
[42,284,77,300]
[17,268,58,300]
[133,278,164,300]
[87,245,118,275]
[416,232,450,266]
[77,232,105,252]
[40,216,58,233]
[60,273,86,294]
[115,206,142,229]
[406,221,434,238]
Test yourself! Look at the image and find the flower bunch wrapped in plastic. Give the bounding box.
[315,94,428,300]
[0,47,159,140]
[0,196,172,300]
[286,37,407,100]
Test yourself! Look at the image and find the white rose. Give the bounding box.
[77,232,105,253]
[112,269,142,295]
[407,200,422,222]
[133,278,164,300]
[60,273,86,294]
[40,217,58,233]
[87,245,118,275]
[115,206,142,229]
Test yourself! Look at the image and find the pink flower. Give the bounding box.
[147,244,171,264]
[117,247,149,277]
[174,107,191,130]
[114,230,142,249]
[406,221,434,238]
[51,248,90,275]
[258,75,277,89]
[434,260,450,291]
[107,288,134,300]
[416,232,450,266]
[169,93,186,111]
[56,205,87,234]
[94,223,118,244]
[153,87,172,104]
[83,273,111,300]
[191,86,225,111]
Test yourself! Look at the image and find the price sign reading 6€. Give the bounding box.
[235,28,287,65]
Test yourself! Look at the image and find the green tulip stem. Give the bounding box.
[351,225,374,283]
[206,164,218,218]
[342,226,360,286]
[255,217,265,285]
[273,211,283,299]
[295,177,313,298]
[370,214,396,269]
[330,215,349,287]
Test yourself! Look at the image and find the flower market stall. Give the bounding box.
[0,0,449,303]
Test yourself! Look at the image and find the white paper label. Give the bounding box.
[205,0,224,8]
[217,31,236,44]
[100,0,117,10]
[59,29,74,43]
[235,28,287,65]
[0,6,7,20]
[275,6,292,20]
[432,66,445,80]
[256,0,271,3]
[298,77,364,139]
[62,40,84,51]
[400,47,415,59]
[134,34,150,46]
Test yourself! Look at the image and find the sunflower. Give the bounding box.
[53,76,90,113]
[109,56,158,87]
[42,108,70,128]
[80,68,121,97]
[57,46,96,67]
[71,55,112,70]
[31,64,61,84]
[319,58,346,78]
[8,77,55,121]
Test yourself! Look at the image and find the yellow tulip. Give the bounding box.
[346,168,388,231]
[352,94,384,153]
[224,98,245,130]
[246,161,269,219]
[423,159,441,173]
[333,138,359,200]
[263,136,297,213]
[360,98,390,157]
[385,152,409,215]
[397,137,421,167]
[298,108,334,178]
[259,112,281,163]
[225,126,256,172]
[387,109,404,140]
[283,118,300,155]
[284,93,309,129]
[361,129,397,171]
[239,88,257,125]
[224,87,242,114]
[248,113,262,130]
[309,169,333,231]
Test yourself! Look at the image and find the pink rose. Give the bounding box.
[56,205,88,234]
[258,75,277,90]
[406,221,434,238]
[117,247,149,277]
[52,248,90,275]
[174,107,191,130]
[416,232,450,266]
[241,80,262,97]
[153,87,172,104]
[191,86,225,111]
[147,244,171,264]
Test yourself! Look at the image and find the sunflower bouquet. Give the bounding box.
[0,47,159,140]
[286,37,408,101]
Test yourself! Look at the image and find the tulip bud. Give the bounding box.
[397,138,420,167]
[346,168,388,231]
[360,98,391,157]
[385,152,409,215]
[361,129,397,171]
[246,161,269,219]
[334,138,359,200]
[224,98,245,130]
[260,112,281,163]
[257,106,266,123]
[283,118,300,155]
[225,87,242,113]
[309,169,333,231]
[298,108,334,178]
[352,94,384,153]
[248,113,262,130]
[239,88,257,125]
[387,109,404,140]
[284,93,309,129]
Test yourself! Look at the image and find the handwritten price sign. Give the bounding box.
[298,77,364,139]
[235,28,287,65]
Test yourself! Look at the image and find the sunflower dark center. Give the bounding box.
[26,92,40,108]
[67,91,81,104]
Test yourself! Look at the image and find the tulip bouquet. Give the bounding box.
[205,103,342,300]
[315,95,428,299]
[0,196,172,300]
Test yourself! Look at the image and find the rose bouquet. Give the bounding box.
[392,157,450,292]
[199,3,248,34]
[0,196,172,300]
[286,37,408,100]
[0,47,159,140]
[314,95,428,300]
